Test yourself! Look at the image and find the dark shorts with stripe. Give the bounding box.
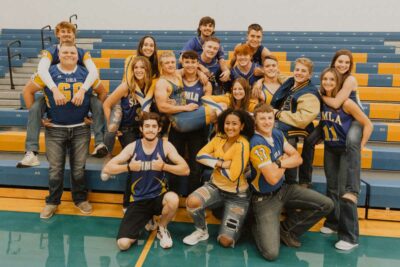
[117,193,165,239]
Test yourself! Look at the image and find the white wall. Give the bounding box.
[1,0,399,31]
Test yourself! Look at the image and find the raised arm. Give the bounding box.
[161,141,190,176]
[102,142,139,175]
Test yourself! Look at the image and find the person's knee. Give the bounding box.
[117,238,135,251]
[164,192,179,210]
[260,249,279,261]
[218,235,234,248]
[186,195,202,210]
[320,196,334,214]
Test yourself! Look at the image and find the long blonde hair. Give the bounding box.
[127,56,152,98]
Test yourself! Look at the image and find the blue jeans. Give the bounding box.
[25,95,104,152]
[300,120,362,192]
[25,95,46,152]
[89,95,105,146]
[323,145,359,244]
[45,125,91,205]
[187,182,250,246]
[104,126,140,153]
[252,184,333,260]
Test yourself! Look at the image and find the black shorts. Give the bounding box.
[117,193,165,239]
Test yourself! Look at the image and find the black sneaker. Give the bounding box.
[91,143,108,158]
[280,227,301,248]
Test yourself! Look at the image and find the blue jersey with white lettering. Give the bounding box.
[321,104,354,147]
[39,65,92,125]
[183,80,204,105]
[120,95,141,128]
[127,139,168,202]
[249,129,286,194]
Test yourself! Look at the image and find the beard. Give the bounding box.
[143,134,157,142]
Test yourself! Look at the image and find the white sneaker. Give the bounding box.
[320,226,337,234]
[16,151,40,168]
[91,143,108,158]
[183,228,209,246]
[145,218,158,231]
[335,240,359,251]
[157,226,173,249]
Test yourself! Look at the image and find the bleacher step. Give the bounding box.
[12,66,36,74]
[0,85,23,90]
[0,91,20,99]
[0,99,19,107]
[4,72,32,78]
[0,77,28,85]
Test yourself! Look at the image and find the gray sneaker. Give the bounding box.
[40,204,58,219]
[16,151,40,168]
[76,201,93,214]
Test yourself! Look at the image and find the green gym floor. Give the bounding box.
[1,211,399,267]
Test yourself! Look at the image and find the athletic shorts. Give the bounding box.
[117,193,165,239]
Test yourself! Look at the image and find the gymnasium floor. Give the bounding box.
[1,199,400,267]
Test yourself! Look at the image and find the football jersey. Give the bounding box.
[33,65,100,125]
[249,129,286,194]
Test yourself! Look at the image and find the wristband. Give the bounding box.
[127,163,131,172]
[275,158,282,168]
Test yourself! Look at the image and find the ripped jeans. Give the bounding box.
[187,182,250,246]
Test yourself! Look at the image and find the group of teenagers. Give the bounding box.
[18,17,374,261]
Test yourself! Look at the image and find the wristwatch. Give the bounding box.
[275,158,282,168]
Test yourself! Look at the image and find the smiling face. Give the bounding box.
[160,56,176,75]
[199,23,215,38]
[224,114,243,139]
[182,58,198,75]
[140,119,161,141]
[202,40,220,60]
[321,70,339,97]
[133,60,146,81]
[293,62,311,85]
[334,55,351,75]
[57,27,75,43]
[263,58,279,79]
[232,81,246,101]
[236,53,252,68]
[247,29,263,49]
[140,37,155,58]
[58,45,78,66]
[255,111,275,136]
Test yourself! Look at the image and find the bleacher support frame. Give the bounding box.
[7,40,21,90]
